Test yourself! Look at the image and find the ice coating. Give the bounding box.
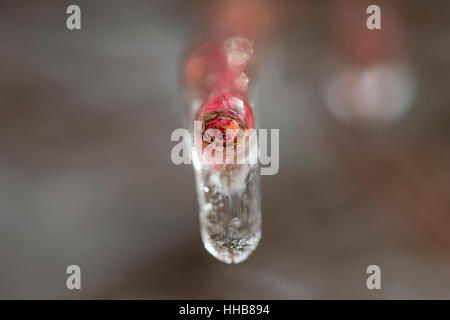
[185,36,261,264]
[192,92,261,264]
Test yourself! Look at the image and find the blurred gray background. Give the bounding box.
[0,0,449,299]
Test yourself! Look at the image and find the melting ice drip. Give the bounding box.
[194,160,261,264]
[192,92,261,264]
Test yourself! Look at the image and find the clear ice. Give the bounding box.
[192,149,262,264]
